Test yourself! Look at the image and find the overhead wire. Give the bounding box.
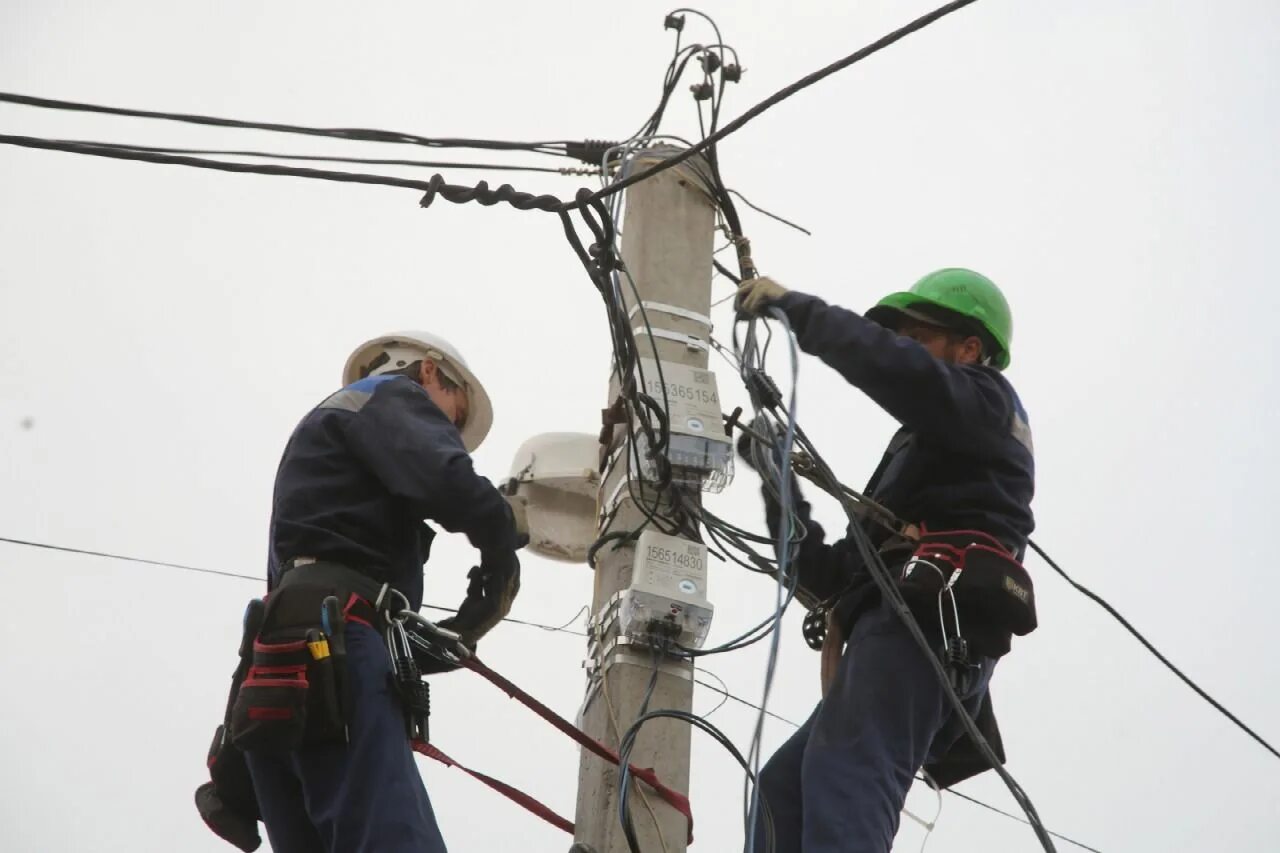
[0,534,585,634]
[0,91,575,156]
[1028,538,1280,762]
[945,788,1103,853]
[20,139,581,174]
[0,134,492,195]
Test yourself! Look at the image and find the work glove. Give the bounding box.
[446,549,521,647]
[735,275,788,316]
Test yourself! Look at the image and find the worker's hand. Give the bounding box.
[447,550,521,646]
[735,276,788,316]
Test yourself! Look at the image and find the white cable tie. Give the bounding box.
[628,301,713,329]
[630,327,710,351]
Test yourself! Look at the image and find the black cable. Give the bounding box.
[0,534,261,583]
[693,674,800,728]
[618,654,666,853]
[1028,539,1280,762]
[946,788,1104,853]
[0,134,572,214]
[0,534,586,634]
[619,708,775,853]
[714,259,742,284]
[34,139,577,174]
[692,668,732,719]
[726,189,812,236]
[0,91,573,156]
[576,0,983,209]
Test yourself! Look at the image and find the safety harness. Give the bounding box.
[804,526,1037,789]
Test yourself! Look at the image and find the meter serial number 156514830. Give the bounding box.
[647,545,703,571]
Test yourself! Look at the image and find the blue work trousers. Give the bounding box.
[751,598,995,853]
[245,623,447,853]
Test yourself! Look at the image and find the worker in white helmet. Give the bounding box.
[196,332,522,853]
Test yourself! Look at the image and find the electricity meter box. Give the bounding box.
[630,358,734,493]
[505,432,600,564]
[618,529,714,649]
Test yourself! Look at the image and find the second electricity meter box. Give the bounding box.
[619,529,714,649]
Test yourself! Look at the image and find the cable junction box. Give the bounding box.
[630,357,733,493]
[619,529,714,649]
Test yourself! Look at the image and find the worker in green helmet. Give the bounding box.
[735,269,1036,853]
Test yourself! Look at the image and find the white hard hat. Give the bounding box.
[342,330,493,452]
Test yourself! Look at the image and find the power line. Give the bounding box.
[0,534,261,583]
[0,91,574,156]
[0,135,577,215]
[946,789,1103,853]
[32,139,579,175]
[1028,539,1280,762]
[577,0,983,209]
[0,534,582,634]
[0,134,464,194]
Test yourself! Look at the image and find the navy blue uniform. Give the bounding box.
[752,291,1035,853]
[251,374,516,853]
[268,374,517,609]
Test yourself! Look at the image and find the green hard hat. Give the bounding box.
[866,268,1014,369]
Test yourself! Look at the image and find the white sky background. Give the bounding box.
[2,1,1278,850]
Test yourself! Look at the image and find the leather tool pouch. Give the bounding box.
[895,528,1037,659]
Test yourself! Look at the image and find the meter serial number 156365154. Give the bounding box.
[644,377,719,406]
[647,545,703,571]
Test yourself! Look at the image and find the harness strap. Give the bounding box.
[413,741,575,835]
[459,655,694,843]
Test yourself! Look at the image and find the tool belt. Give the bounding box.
[894,527,1037,659]
[809,527,1037,659]
[229,560,397,751]
[195,561,407,851]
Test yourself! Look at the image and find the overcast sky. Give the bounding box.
[2,1,1278,851]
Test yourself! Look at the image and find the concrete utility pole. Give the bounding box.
[573,149,718,853]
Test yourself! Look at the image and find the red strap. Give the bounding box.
[413,741,574,835]
[461,655,694,843]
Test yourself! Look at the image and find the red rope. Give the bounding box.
[419,655,694,842]
[413,741,574,835]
